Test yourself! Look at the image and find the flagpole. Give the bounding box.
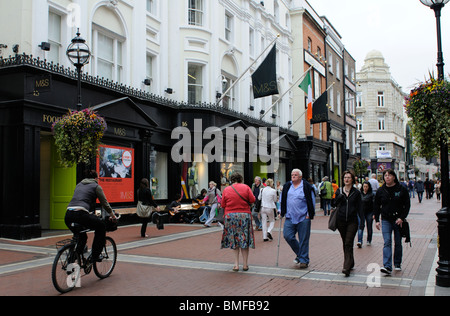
[288,82,335,129]
[260,65,313,120]
[216,34,280,106]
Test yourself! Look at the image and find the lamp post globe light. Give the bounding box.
[420,0,450,287]
[66,29,91,111]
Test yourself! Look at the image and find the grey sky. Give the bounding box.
[307,0,450,93]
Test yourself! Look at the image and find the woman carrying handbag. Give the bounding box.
[137,178,160,238]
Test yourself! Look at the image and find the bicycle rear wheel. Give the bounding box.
[93,236,117,279]
[51,244,82,294]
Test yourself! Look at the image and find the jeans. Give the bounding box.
[381,219,403,269]
[204,204,218,226]
[357,212,374,244]
[252,207,262,229]
[409,188,415,198]
[283,218,311,264]
[417,192,423,203]
[323,199,331,215]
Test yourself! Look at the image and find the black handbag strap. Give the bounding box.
[231,185,251,206]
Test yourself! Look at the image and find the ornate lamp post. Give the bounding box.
[66,29,91,111]
[420,0,450,287]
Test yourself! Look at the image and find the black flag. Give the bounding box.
[252,45,279,99]
[311,91,329,124]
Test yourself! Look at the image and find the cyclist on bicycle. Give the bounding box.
[65,170,117,262]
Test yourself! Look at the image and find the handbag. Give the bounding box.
[328,208,338,231]
[136,201,152,218]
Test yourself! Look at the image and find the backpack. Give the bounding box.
[319,182,327,197]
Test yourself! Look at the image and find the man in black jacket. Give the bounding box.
[374,169,410,275]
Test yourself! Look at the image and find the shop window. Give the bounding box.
[150,150,168,200]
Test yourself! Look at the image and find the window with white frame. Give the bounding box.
[188,63,203,104]
[188,0,204,26]
[48,12,62,64]
[225,12,233,42]
[336,91,341,116]
[378,143,386,151]
[314,71,321,100]
[274,0,280,24]
[328,53,333,74]
[378,116,385,131]
[336,59,340,80]
[221,74,235,110]
[377,91,385,107]
[146,0,155,14]
[357,116,363,131]
[93,30,124,83]
[146,54,154,92]
[249,27,255,57]
[329,86,335,112]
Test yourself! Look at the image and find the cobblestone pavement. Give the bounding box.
[0,196,449,299]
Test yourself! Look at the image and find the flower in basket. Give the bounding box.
[404,76,450,158]
[52,109,107,167]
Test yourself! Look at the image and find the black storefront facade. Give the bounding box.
[0,55,301,240]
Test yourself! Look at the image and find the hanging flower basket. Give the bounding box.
[52,109,107,167]
[405,77,450,158]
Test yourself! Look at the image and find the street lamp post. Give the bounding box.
[357,134,365,183]
[420,0,450,287]
[66,29,91,111]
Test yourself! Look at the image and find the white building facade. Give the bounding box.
[0,0,301,127]
[356,50,407,179]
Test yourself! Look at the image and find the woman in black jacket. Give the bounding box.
[374,169,410,275]
[332,170,363,277]
[357,181,374,247]
[137,178,160,237]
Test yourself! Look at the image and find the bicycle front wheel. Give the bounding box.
[51,244,82,294]
[93,236,117,279]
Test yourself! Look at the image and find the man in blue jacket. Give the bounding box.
[280,169,316,269]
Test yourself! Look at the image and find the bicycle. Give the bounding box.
[51,216,118,294]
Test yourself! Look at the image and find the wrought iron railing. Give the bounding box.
[0,53,297,135]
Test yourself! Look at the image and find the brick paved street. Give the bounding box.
[0,196,449,299]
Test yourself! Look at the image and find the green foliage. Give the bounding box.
[405,77,450,158]
[353,158,369,178]
[52,109,107,167]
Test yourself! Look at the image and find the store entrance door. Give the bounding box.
[49,140,76,230]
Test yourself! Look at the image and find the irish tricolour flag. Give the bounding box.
[299,72,313,120]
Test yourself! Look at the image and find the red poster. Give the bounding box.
[96,145,135,203]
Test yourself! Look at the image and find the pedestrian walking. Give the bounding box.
[258,178,278,242]
[357,181,375,247]
[332,170,363,277]
[203,181,221,227]
[408,179,415,198]
[436,180,441,201]
[319,176,333,215]
[280,169,316,269]
[220,172,256,272]
[137,178,160,237]
[374,169,411,275]
[415,178,425,203]
[369,174,379,193]
[251,176,263,230]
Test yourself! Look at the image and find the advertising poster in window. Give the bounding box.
[96,145,134,203]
